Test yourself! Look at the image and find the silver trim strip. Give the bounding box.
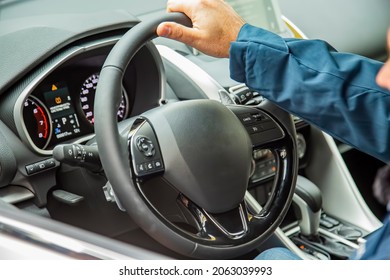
[156,45,228,102]
[203,204,249,239]
[0,186,34,204]
[0,214,132,259]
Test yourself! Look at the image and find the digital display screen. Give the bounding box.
[226,0,285,34]
[43,84,81,139]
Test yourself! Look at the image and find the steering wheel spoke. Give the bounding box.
[128,119,165,179]
[228,104,286,149]
[178,194,250,242]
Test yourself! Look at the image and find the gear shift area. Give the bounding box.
[293,176,322,238]
[288,175,364,259]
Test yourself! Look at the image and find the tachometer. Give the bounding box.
[80,73,128,124]
[23,96,52,149]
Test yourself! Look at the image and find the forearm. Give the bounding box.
[230,24,390,162]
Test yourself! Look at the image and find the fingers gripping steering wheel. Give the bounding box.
[94,13,298,259]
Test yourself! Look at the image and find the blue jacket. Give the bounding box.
[230,24,390,163]
[351,214,390,259]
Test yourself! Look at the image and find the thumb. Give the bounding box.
[157,22,198,45]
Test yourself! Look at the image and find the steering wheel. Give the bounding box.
[94,13,298,259]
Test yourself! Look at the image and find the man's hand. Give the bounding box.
[376,28,390,90]
[156,0,245,58]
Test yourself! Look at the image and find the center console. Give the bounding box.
[284,175,365,259]
[248,127,368,260]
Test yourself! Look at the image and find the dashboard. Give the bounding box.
[21,52,132,151]
[0,0,385,261]
[8,39,163,155]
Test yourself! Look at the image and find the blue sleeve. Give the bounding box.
[351,214,390,260]
[230,24,390,163]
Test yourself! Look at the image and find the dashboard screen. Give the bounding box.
[43,83,81,140]
[226,0,286,34]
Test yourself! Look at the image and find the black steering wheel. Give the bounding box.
[94,13,298,259]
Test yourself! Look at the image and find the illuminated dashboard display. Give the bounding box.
[43,84,81,140]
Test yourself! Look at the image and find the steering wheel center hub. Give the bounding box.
[141,100,253,213]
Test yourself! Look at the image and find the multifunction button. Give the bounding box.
[136,136,155,157]
[129,121,164,178]
[231,108,284,147]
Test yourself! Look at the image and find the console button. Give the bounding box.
[25,164,36,175]
[26,158,57,175]
[45,158,56,168]
[320,219,334,229]
[34,161,47,172]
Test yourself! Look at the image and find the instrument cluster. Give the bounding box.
[21,52,135,152]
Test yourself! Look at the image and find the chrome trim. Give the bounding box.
[0,213,132,259]
[178,194,249,240]
[203,203,249,239]
[284,224,300,237]
[0,186,34,204]
[156,45,231,102]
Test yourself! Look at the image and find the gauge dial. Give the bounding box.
[80,73,128,124]
[23,96,52,149]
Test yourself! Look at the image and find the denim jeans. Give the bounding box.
[255,247,301,260]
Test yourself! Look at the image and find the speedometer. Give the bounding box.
[80,73,128,124]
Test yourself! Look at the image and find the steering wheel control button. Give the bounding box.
[129,121,165,178]
[134,159,164,177]
[251,112,267,121]
[154,160,162,168]
[239,114,256,124]
[136,136,155,157]
[230,107,285,147]
[136,163,146,174]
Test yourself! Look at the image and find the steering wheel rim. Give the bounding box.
[95,13,298,259]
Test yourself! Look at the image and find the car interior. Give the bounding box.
[0,0,389,259]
